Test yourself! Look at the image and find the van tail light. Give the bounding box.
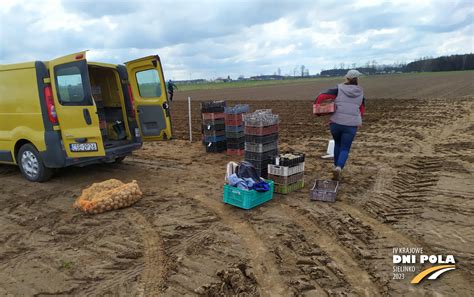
[44,85,58,124]
[127,84,136,118]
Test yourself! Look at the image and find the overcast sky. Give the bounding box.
[1,0,473,80]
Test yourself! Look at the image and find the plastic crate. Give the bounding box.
[202,112,225,120]
[242,160,270,179]
[254,109,272,114]
[225,125,244,132]
[227,137,245,144]
[225,118,243,126]
[274,153,305,166]
[274,180,304,194]
[224,104,250,114]
[226,131,245,139]
[313,101,335,115]
[255,167,268,179]
[245,149,278,162]
[245,133,278,144]
[245,141,278,153]
[246,159,272,179]
[205,140,227,153]
[243,113,279,127]
[268,162,305,177]
[202,106,225,113]
[227,142,245,149]
[203,118,225,126]
[204,135,226,142]
[203,123,225,131]
[245,124,279,136]
[226,149,244,156]
[268,172,304,185]
[247,158,273,168]
[223,180,274,209]
[225,113,244,121]
[204,129,225,137]
[310,180,338,202]
[201,100,226,113]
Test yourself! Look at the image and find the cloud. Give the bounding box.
[0,0,473,80]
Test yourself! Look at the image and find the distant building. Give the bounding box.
[175,79,207,84]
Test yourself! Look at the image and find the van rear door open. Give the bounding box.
[49,52,105,158]
[125,55,172,140]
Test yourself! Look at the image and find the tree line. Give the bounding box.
[320,54,474,76]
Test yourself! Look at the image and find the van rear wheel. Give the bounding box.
[18,144,53,182]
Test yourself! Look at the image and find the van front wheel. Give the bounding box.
[18,144,53,182]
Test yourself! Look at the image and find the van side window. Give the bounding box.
[56,65,89,105]
[136,69,162,98]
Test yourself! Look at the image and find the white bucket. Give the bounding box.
[327,140,335,155]
[321,139,335,159]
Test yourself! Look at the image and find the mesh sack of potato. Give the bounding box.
[74,179,143,214]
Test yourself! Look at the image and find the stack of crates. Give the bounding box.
[201,100,227,153]
[268,153,305,194]
[243,110,279,178]
[224,104,249,156]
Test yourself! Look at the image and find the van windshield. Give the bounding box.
[55,63,91,105]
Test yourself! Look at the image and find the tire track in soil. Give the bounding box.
[287,199,431,296]
[126,209,168,296]
[280,204,381,296]
[339,104,474,295]
[193,194,288,297]
[338,181,474,295]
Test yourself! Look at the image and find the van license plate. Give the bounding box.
[70,142,98,152]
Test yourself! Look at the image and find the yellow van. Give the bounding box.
[0,51,173,182]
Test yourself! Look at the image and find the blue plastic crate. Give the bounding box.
[224,104,250,114]
[225,125,244,132]
[204,135,226,142]
[223,180,274,209]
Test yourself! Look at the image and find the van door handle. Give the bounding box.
[83,109,92,125]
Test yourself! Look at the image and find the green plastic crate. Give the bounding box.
[223,180,274,209]
[274,179,304,194]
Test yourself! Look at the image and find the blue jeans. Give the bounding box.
[330,123,357,169]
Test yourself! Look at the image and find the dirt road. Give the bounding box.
[1,95,473,296]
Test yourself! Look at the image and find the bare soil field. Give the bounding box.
[174,71,474,101]
[1,75,473,296]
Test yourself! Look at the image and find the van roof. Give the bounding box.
[88,61,118,68]
[0,61,37,71]
[0,60,119,72]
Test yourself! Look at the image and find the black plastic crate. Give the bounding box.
[274,152,306,167]
[227,142,245,149]
[245,133,278,144]
[256,168,268,179]
[227,137,245,145]
[253,166,269,179]
[247,158,273,170]
[205,140,227,153]
[203,123,225,131]
[203,118,225,126]
[201,100,226,113]
[226,131,245,139]
[244,149,278,162]
[203,129,225,137]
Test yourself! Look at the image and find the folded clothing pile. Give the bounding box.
[226,161,270,192]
